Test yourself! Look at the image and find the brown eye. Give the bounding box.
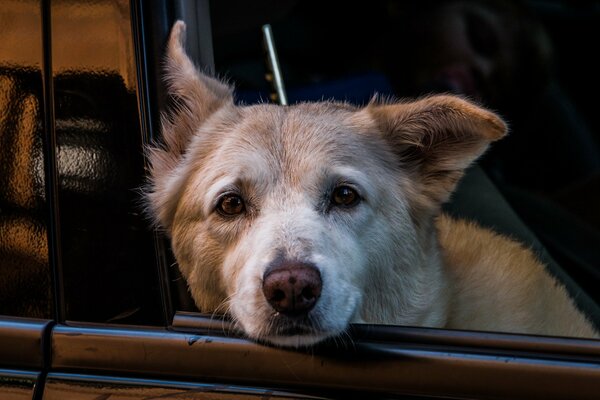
[217,194,245,216]
[331,185,359,207]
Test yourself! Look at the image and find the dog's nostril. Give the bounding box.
[262,261,322,317]
[271,289,285,302]
[301,286,316,300]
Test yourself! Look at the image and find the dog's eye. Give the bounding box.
[331,185,359,207]
[217,194,245,216]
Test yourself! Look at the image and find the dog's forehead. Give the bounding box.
[231,102,378,161]
[190,102,397,200]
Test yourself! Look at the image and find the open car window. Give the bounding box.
[176,0,600,338]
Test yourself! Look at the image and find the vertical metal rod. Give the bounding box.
[262,24,288,105]
[40,0,66,323]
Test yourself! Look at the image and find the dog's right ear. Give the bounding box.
[145,21,234,231]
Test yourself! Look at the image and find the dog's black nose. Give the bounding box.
[262,261,322,317]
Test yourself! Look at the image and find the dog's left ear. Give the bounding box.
[368,95,507,210]
[162,20,234,152]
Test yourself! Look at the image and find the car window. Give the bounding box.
[49,0,164,326]
[196,0,600,340]
[0,0,164,326]
[0,0,52,319]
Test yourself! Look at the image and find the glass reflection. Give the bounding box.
[51,0,162,325]
[0,0,52,318]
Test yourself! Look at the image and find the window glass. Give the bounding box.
[0,0,52,319]
[51,0,162,325]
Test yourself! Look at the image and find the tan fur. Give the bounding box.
[145,21,598,347]
[437,215,597,337]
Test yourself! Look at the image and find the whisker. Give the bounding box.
[207,291,239,336]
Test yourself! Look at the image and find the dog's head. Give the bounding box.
[145,21,507,347]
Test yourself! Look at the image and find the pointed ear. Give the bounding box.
[145,21,234,230]
[162,20,233,155]
[368,95,507,211]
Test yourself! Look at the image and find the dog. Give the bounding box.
[145,21,598,347]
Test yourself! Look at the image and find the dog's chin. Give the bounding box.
[260,330,337,348]
[250,314,344,348]
[263,334,331,348]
